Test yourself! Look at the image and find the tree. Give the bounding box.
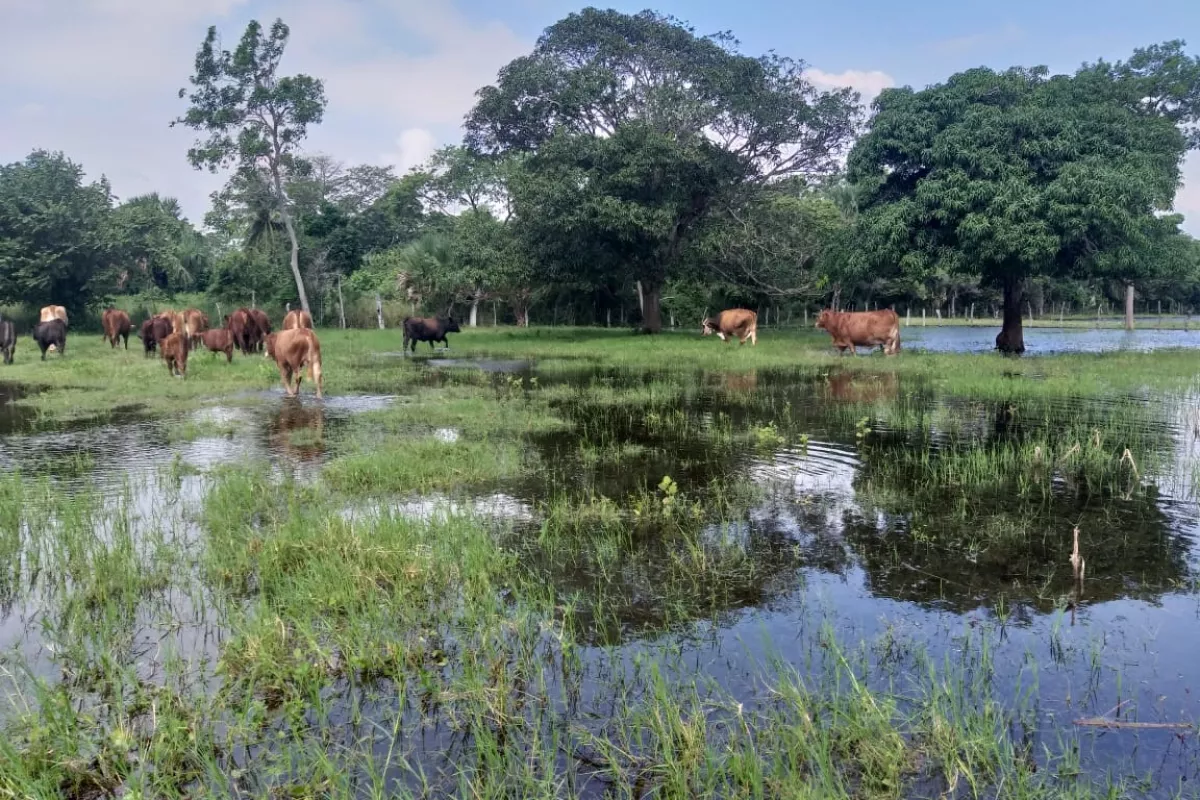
[849,43,1200,354]
[0,150,116,317]
[465,8,859,332]
[174,18,327,316]
[111,193,210,293]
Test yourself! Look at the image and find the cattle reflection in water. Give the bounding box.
[823,370,899,404]
[267,397,326,460]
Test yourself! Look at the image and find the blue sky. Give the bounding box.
[1,0,1197,232]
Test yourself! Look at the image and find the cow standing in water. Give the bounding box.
[402,316,460,354]
[701,309,758,346]
[815,309,901,356]
[282,309,313,330]
[102,309,132,349]
[272,328,324,398]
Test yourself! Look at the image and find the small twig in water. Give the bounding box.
[1073,719,1193,730]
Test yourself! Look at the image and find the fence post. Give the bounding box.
[376,294,384,329]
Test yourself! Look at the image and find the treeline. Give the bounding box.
[2,10,1199,348]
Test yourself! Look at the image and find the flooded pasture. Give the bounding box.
[3,340,1200,798]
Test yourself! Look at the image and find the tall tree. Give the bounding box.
[0,150,116,317]
[849,43,1200,353]
[173,18,326,316]
[111,193,210,293]
[465,8,859,332]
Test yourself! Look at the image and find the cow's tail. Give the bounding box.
[887,312,901,355]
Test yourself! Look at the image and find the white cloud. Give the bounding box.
[1177,153,1200,237]
[382,128,438,174]
[806,68,896,106]
[0,0,528,225]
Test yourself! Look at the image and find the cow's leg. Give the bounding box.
[310,360,323,399]
[749,329,757,346]
[279,365,293,396]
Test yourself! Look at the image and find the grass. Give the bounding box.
[0,325,1197,797]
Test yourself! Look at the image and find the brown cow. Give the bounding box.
[815,309,901,356]
[161,331,189,378]
[701,309,758,346]
[101,308,132,349]
[184,309,209,347]
[39,305,67,351]
[282,309,313,330]
[249,309,271,351]
[142,316,172,357]
[272,328,324,399]
[155,310,186,335]
[200,329,235,363]
[264,332,278,359]
[226,308,259,355]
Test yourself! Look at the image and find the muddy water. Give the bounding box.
[2,363,1200,793]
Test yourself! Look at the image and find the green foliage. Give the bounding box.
[174,17,327,314]
[0,150,117,317]
[110,193,209,294]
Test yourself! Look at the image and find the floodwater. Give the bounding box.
[3,337,1200,795]
[902,322,1200,353]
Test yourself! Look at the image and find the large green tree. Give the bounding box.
[110,193,210,294]
[849,42,1200,353]
[0,150,117,317]
[465,8,859,331]
[174,18,326,316]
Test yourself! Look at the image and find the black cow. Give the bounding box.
[0,321,14,364]
[402,316,461,354]
[32,319,66,360]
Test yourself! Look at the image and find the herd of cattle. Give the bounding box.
[701,307,902,355]
[0,304,899,399]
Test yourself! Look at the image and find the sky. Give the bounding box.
[1,0,1198,233]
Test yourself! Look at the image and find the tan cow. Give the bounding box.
[156,310,186,335]
[161,331,189,378]
[282,309,313,330]
[183,308,209,347]
[101,308,132,349]
[272,328,323,399]
[701,309,758,346]
[815,309,901,356]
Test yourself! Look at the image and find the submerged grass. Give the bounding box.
[0,327,1197,797]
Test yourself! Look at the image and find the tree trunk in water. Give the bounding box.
[641,282,664,333]
[1124,283,1135,331]
[995,278,1025,355]
[469,297,479,328]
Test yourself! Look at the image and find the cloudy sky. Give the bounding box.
[2,0,1198,233]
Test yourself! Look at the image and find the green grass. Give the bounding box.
[0,325,1196,798]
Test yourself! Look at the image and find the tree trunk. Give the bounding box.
[1124,282,1135,331]
[995,278,1026,355]
[640,281,664,333]
[376,294,384,329]
[469,296,479,328]
[337,275,346,329]
[274,176,311,316]
[636,280,645,314]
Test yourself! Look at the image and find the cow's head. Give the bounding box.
[443,317,461,334]
[815,309,833,330]
[700,317,717,336]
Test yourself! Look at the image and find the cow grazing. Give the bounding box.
[272,328,324,398]
[201,329,235,363]
[282,309,313,330]
[161,332,189,378]
[402,316,460,354]
[184,309,209,347]
[249,309,271,351]
[226,308,260,355]
[32,319,66,360]
[0,321,15,364]
[102,309,132,349]
[815,309,901,356]
[701,309,758,346]
[39,305,67,352]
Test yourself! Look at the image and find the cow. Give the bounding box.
[161,331,189,378]
[102,309,132,349]
[264,332,278,359]
[815,309,901,356]
[140,317,172,356]
[200,329,235,363]
[184,309,209,347]
[0,321,15,364]
[402,316,460,354]
[249,309,271,351]
[282,309,313,330]
[272,328,324,399]
[32,319,66,360]
[39,305,67,352]
[701,309,758,346]
[226,308,260,355]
